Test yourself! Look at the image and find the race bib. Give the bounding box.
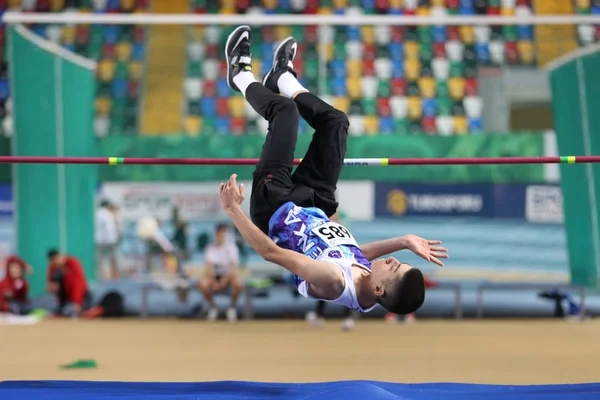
[313,222,358,248]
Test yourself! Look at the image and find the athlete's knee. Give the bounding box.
[273,97,298,119]
[325,109,349,131]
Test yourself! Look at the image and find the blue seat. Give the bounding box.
[388,8,403,15]
[347,26,361,41]
[279,0,290,10]
[517,25,534,41]
[201,98,216,116]
[297,77,307,87]
[132,43,145,61]
[104,25,119,45]
[215,117,230,135]
[263,8,277,14]
[334,8,345,15]
[112,78,128,99]
[0,79,9,102]
[391,60,405,78]
[32,25,46,38]
[475,42,490,63]
[459,6,475,15]
[331,77,347,96]
[468,117,483,133]
[216,79,230,98]
[432,26,447,43]
[63,43,76,53]
[422,98,437,117]
[261,43,274,61]
[361,0,375,11]
[379,116,394,134]
[331,59,346,78]
[593,6,600,14]
[389,43,404,61]
[107,0,120,10]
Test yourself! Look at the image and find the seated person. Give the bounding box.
[47,249,91,317]
[198,223,244,322]
[0,256,31,315]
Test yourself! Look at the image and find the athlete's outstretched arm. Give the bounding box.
[360,235,448,266]
[220,174,343,288]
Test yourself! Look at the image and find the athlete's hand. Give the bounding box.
[401,234,448,267]
[220,174,245,213]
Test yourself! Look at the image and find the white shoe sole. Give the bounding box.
[225,25,251,90]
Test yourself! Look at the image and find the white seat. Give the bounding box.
[361,76,378,99]
[346,6,364,17]
[515,5,532,17]
[45,25,63,44]
[21,0,36,10]
[290,0,307,12]
[346,41,364,60]
[389,96,408,119]
[432,58,450,80]
[184,78,203,101]
[436,116,454,136]
[348,116,365,136]
[187,42,205,61]
[463,96,484,119]
[320,95,334,107]
[445,40,464,62]
[92,0,108,11]
[5,98,12,114]
[204,26,222,44]
[202,60,220,80]
[94,117,110,138]
[404,0,418,10]
[374,58,392,79]
[489,40,505,64]
[2,116,13,138]
[375,25,391,45]
[318,26,335,44]
[474,26,491,43]
[257,118,269,136]
[245,101,259,120]
[578,25,595,44]
[500,0,516,9]
[430,6,448,17]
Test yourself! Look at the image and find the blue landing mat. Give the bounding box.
[1,381,600,400]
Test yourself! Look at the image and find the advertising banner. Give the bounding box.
[0,184,13,217]
[525,185,564,224]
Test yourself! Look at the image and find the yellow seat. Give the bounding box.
[459,26,475,45]
[121,0,135,11]
[577,0,591,8]
[347,78,362,100]
[501,7,515,16]
[275,26,292,41]
[333,96,350,114]
[448,77,466,101]
[116,42,132,62]
[9,0,21,8]
[453,116,468,135]
[189,26,204,41]
[252,60,262,76]
[95,97,112,117]
[416,7,430,16]
[361,26,375,44]
[129,62,144,81]
[346,60,363,78]
[320,43,334,62]
[317,7,333,14]
[407,97,422,120]
[221,0,237,8]
[263,0,277,9]
[518,40,535,65]
[219,7,236,14]
[364,116,379,135]
[229,97,246,118]
[51,0,65,11]
[404,59,421,82]
[98,59,116,83]
[333,0,348,8]
[418,77,436,98]
[184,116,202,136]
[61,26,76,45]
[431,0,445,6]
[404,41,420,60]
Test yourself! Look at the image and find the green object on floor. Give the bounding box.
[29,309,49,319]
[60,359,98,369]
[247,278,274,289]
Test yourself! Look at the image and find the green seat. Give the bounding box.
[377,80,391,97]
[436,80,449,98]
[417,26,432,44]
[109,114,125,135]
[420,43,433,63]
[436,97,452,116]
[334,26,347,42]
[405,27,418,41]
[576,7,591,14]
[408,121,422,134]
[194,0,206,8]
[80,0,92,7]
[333,42,345,60]
[305,59,319,80]
[502,26,518,42]
[97,83,112,98]
[421,64,433,77]
[488,0,500,6]
[111,98,126,116]
[361,99,377,116]
[406,82,420,97]
[450,61,464,77]
[202,116,216,135]
[393,118,408,135]
[305,44,319,60]
[188,61,202,76]
[115,62,129,80]
[188,101,201,116]
[491,26,504,41]
[447,8,459,16]
[291,26,305,39]
[119,25,133,42]
[349,100,362,115]
[376,45,390,58]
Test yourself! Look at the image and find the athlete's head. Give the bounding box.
[215,223,229,246]
[370,257,425,315]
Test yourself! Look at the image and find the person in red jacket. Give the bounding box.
[47,249,91,316]
[0,256,31,315]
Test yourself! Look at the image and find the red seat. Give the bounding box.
[376,0,389,13]
[296,43,305,57]
[447,26,460,41]
[404,8,416,16]
[363,59,375,76]
[36,0,51,11]
[433,42,446,58]
[505,41,519,64]
[391,27,404,42]
[516,0,529,5]
[306,26,318,43]
[103,44,116,59]
[446,0,459,9]
[377,97,391,117]
[216,98,229,117]
[595,26,600,41]
[294,59,305,76]
[236,0,250,12]
[76,25,90,44]
[487,6,500,15]
[133,26,145,43]
[204,81,216,97]
[128,80,140,98]
[206,44,219,58]
[0,0,7,9]
[261,26,275,43]
[306,0,319,13]
[465,78,478,96]
[363,43,376,60]
[136,0,148,7]
[194,7,206,13]
[231,117,247,135]
[422,116,437,134]
[219,60,228,77]
[391,78,407,96]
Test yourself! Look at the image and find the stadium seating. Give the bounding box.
[0,0,148,136]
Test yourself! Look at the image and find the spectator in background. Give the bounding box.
[144,217,176,273]
[95,200,120,279]
[171,207,190,276]
[0,256,31,315]
[199,223,243,322]
[47,249,91,317]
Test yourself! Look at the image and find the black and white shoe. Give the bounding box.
[225,25,253,92]
[262,36,298,94]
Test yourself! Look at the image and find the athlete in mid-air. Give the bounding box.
[220,26,448,315]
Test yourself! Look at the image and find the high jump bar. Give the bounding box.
[0,156,599,166]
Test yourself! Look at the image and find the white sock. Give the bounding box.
[233,71,258,97]
[277,72,307,99]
